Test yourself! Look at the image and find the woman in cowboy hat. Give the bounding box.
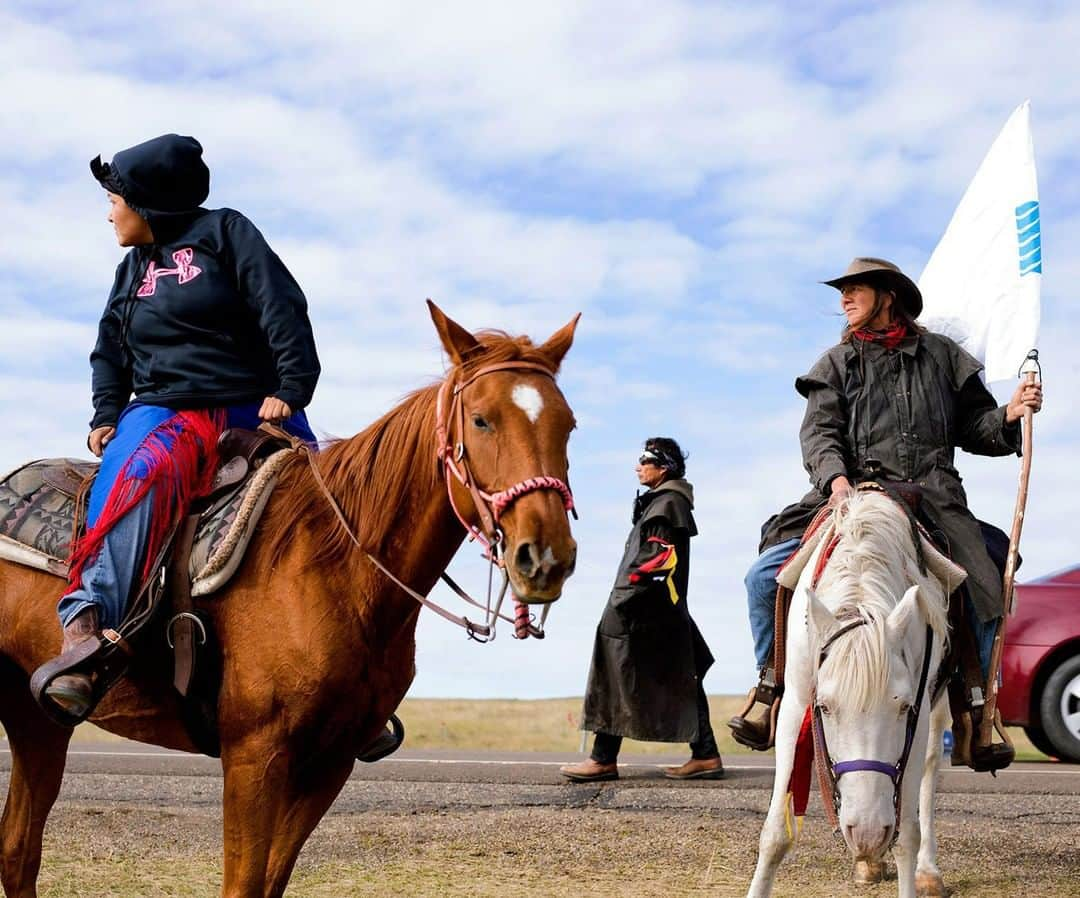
[728,257,1043,769]
[41,133,321,717]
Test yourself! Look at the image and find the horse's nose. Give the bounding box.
[844,823,893,859]
[514,541,542,579]
[512,539,576,593]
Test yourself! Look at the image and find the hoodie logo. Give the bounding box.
[137,248,203,297]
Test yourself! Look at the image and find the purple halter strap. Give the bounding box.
[832,759,900,781]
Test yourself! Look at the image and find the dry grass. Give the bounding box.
[30,804,1079,897]
[57,694,1047,761]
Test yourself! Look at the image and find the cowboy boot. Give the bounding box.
[728,669,779,751]
[559,758,618,782]
[43,606,100,716]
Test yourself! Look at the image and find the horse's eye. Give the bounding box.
[818,703,832,717]
[472,414,490,431]
[898,701,912,716]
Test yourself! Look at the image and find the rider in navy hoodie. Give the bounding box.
[88,133,320,429]
[42,134,320,717]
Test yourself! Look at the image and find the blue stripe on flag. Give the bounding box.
[1019,234,1041,255]
[1015,201,1042,275]
[1016,207,1039,228]
[1020,249,1042,276]
[1017,220,1039,241]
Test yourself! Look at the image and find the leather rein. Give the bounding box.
[811,615,936,841]
[269,359,576,642]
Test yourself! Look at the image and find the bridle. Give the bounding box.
[435,360,576,561]
[277,358,576,643]
[811,615,936,843]
[430,358,576,640]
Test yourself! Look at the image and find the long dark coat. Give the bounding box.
[760,331,1020,621]
[580,479,714,742]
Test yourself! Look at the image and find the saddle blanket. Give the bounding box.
[776,502,969,596]
[0,450,294,597]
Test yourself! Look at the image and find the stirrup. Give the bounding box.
[29,629,132,727]
[970,709,1015,774]
[357,714,405,763]
[728,671,781,751]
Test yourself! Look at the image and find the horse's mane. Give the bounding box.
[815,492,950,711]
[268,330,560,566]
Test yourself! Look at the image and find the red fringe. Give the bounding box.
[65,409,224,596]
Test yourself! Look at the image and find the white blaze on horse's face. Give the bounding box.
[511,383,544,423]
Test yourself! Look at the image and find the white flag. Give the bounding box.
[918,101,1041,383]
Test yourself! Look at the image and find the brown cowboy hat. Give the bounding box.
[823,257,923,318]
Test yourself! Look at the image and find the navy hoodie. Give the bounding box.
[89,134,320,429]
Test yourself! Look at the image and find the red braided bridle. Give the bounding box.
[435,360,576,560]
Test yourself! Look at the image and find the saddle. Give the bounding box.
[4,429,290,749]
[8,427,406,762]
[729,482,967,752]
[0,429,289,597]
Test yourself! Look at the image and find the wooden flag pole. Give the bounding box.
[978,349,1041,750]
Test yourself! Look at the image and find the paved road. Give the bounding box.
[3,742,1077,815]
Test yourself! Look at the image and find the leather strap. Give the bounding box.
[169,512,202,696]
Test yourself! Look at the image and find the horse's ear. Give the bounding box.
[428,299,480,365]
[806,587,835,643]
[538,313,581,372]
[886,585,921,639]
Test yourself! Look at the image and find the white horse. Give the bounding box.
[746,490,965,898]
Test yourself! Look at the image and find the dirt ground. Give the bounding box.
[26,778,1080,897]
[4,698,1071,896]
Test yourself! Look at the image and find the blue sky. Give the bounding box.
[1,1,1077,698]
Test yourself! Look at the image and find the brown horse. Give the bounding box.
[0,302,580,898]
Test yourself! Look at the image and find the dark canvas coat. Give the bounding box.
[759,331,1020,621]
[580,479,715,742]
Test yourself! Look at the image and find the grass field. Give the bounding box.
[59,694,1048,761]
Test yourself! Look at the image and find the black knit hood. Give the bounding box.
[90,134,210,228]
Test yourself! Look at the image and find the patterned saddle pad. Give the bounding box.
[0,459,97,577]
[0,450,293,597]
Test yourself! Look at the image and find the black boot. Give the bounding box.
[43,606,100,716]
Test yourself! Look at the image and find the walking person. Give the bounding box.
[561,438,723,782]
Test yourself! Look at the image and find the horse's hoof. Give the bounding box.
[852,858,886,884]
[916,870,947,897]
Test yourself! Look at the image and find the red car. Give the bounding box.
[999,564,1080,762]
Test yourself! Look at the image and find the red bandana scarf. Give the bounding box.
[852,320,908,350]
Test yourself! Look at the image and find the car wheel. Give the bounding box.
[1038,654,1080,764]
[1023,724,1059,759]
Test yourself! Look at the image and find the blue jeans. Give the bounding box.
[58,488,156,631]
[745,538,800,670]
[745,537,998,677]
[58,403,316,632]
[968,595,996,679]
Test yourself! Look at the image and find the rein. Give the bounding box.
[265,358,576,643]
[811,617,936,841]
